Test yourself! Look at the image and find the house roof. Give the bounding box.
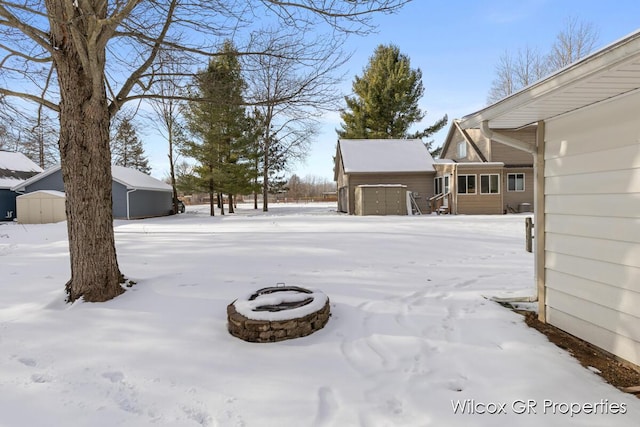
[338,139,435,174]
[12,164,172,192]
[458,29,640,130]
[0,151,43,189]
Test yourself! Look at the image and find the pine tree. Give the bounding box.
[111,117,151,174]
[338,44,447,140]
[183,40,249,215]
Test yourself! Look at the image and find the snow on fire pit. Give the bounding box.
[227,285,330,342]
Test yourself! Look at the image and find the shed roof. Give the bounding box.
[17,190,65,199]
[12,164,172,192]
[458,30,640,130]
[338,139,435,174]
[0,151,43,189]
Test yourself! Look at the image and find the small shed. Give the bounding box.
[354,185,408,216]
[16,190,66,224]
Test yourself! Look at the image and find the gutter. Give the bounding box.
[126,188,137,220]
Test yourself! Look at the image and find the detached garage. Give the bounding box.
[17,190,66,224]
[458,30,640,368]
[12,165,173,220]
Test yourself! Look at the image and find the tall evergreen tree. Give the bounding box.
[338,44,447,140]
[111,117,151,174]
[183,40,249,216]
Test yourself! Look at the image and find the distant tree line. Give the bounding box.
[284,175,336,202]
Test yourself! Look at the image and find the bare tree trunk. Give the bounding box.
[220,193,225,215]
[208,173,215,216]
[169,131,178,214]
[228,194,234,213]
[262,149,269,212]
[52,21,123,302]
[253,192,258,210]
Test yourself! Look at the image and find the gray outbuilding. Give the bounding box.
[12,165,173,219]
[0,151,43,221]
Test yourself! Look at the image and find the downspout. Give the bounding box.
[126,189,137,220]
[479,120,540,305]
[534,121,546,322]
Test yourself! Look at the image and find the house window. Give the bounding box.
[508,173,525,192]
[457,174,476,194]
[457,141,467,158]
[434,177,442,195]
[444,175,450,194]
[480,174,500,194]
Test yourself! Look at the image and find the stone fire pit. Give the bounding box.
[227,286,330,343]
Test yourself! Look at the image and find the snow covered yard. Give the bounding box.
[0,202,638,427]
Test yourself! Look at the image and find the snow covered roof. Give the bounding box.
[0,151,43,189]
[12,164,172,192]
[111,166,172,192]
[338,139,435,174]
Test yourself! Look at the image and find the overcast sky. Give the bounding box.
[143,0,640,182]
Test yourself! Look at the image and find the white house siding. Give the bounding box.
[544,89,640,366]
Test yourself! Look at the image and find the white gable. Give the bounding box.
[339,139,435,173]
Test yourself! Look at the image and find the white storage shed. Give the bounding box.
[16,190,66,224]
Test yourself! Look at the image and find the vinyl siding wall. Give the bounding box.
[544,90,640,366]
[335,152,349,212]
[503,167,534,212]
[112,182,172,219]
[454,165,504,215]
[24,171,65,193]
[489,128,536,164]
[441,128,487,162]
[0,189,17,221]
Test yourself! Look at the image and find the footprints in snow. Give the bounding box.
[15,356,53,384]
[9,359,231,426]
[338,280,485,414]
[313,386,338,427]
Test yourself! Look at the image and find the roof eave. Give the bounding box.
[459,29,640,130]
